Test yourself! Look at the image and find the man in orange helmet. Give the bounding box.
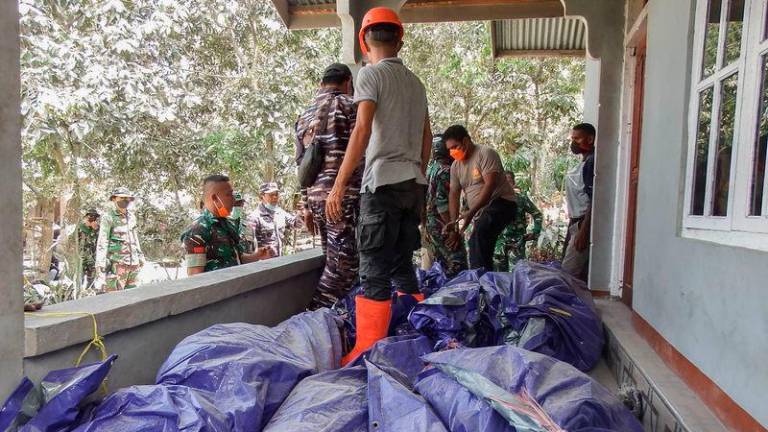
[326,7,432,366]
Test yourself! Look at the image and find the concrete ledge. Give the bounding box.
[597,298,729,432]
[24,249,324,357]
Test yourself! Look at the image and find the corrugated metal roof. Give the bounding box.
[492,17,586,57]
[287,0,335,6]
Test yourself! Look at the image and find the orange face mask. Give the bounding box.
[213,196,230,218]
[450,147,467,161]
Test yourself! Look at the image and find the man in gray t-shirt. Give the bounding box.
[443,125,517,271]
[325,7,432,366]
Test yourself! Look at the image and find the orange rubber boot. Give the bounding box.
[341,296,392,366]
[397,291,425,302]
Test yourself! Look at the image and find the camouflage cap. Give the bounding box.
[85,208,100,217]
[233,192,245,203]
[110,187,135,200]
[259,182,279,194]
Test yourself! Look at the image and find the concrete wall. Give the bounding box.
[0,0,24,401]
[23,250,324,391]
[635,0,768,426]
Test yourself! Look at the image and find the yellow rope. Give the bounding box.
[25,311,110,393]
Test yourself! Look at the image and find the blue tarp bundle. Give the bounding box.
[70,309,343,432]
[409,262,604,371]
[420,346,643,432]
[260,333,642,432]
[0,355,117,432]
[3,262,635,432]
[3,309,640,432]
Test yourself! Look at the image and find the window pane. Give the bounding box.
[764,3,768,41]
[750,56,768,216]
[702,0,723,78]
[712,73,739,216]
[724,0,745,65]
[692,87,714,215]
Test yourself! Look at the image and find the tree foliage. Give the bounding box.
[403,22,584,198]
[20,3,583,287]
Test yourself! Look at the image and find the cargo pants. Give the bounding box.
[308,195,360,309]
[358,180,425,301]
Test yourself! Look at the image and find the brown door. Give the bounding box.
[622,35,647,308]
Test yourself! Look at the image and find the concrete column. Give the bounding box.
[0,1,24,400]
[336,0,407,65]
[582,56,601,125]
[562,0,626,291]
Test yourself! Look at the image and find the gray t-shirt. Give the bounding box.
[450,144,516,209]
[354,58,428,193]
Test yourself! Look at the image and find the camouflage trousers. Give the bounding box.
[493,241,525,272]
[308,196,359,309]
[426,220,468,277]
[105,263,141,292]
[82,256,96,287]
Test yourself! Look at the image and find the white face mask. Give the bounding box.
[230,206,243,219]
[264,203,277,211]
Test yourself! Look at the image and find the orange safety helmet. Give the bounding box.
[358,7,404,56]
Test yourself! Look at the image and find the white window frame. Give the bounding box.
[683,0,768,250]
[733,0,768,233]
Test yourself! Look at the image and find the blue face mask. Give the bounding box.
[264,203,277,211]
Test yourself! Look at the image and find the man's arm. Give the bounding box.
[435,170,452,225]
[461,171,499,228]
[188,266,204,275]
[95,215,111,270]
[445,169,463,250]
[421,114,432,176]
[575,208,591,251]
[242,247,272,263]
[131,222,146,264]
[326,100,376,222]
[526,197,544,239]
[182,229,207,276]
[576,154,595,251]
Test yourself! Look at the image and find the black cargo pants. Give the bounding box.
[358,180,425,301]
[468,197,517,271]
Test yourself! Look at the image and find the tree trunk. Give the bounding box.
[34,197,56,280]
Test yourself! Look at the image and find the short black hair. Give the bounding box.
[442,125,471,142]
[203,175,230,194]
[203,174,230,185]
[321,63,352,86]
[572,122,596,137]
[322,74,351,86]
[365,23,401,45]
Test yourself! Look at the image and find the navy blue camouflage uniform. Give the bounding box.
[296,87,360,308]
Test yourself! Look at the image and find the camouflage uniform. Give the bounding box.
[78,222,99,284]
[181,209,245,272]
[230,192,252,253]
[96,205,144,291]
[295,86,360,308]
[426,156,468,277]
[493,193,543,271]
[250,202,301,257]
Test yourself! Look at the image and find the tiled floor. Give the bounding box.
[595,298,730,432]
[589,357,619,393]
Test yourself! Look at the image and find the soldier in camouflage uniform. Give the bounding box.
[182,175,270,274]
[78,209,100,286]
[426,134,467,277]
[250,182,302,258]
[230,192,254,253]
[493,171,543,271]
[95,188,145,292]
[295,63,360,308]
